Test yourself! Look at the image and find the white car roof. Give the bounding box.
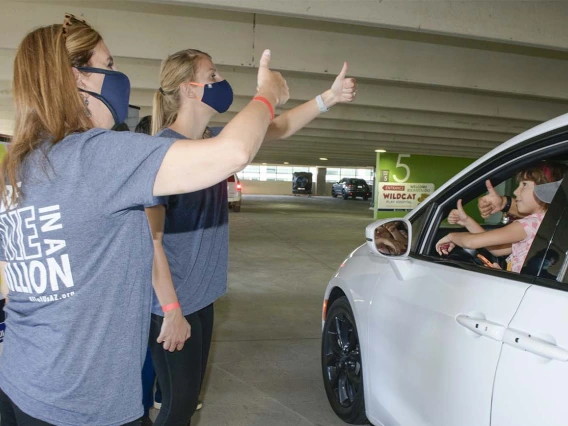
[406,112,568,219]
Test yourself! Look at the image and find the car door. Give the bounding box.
[334,179,345,193]
[366,185,534,426]
[491,178,568,426]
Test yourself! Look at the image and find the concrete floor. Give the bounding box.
[183,194,375,426]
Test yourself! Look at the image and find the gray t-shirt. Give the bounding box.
[0,128,176,426]
[152,129,228,316]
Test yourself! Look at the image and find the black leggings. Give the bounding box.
[0,387,140,426]
[149,303,214,426]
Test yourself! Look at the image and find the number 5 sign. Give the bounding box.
[393,154,411,183]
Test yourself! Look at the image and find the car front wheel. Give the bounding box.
[342,191,349,200]
[332,189,338,198]
[322,296,367,424]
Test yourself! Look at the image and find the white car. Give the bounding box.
[321,112,568,426]
[228,173,242,212]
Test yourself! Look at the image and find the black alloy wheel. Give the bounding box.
[322,297,368,424]
[332,189,338,198]
[342,190,349,200]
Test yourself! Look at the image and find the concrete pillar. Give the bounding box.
[316,167,327,196]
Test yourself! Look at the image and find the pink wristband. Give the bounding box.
[162,302,180,312]
[253,96,275,120]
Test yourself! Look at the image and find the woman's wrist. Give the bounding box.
[255,90,278,107]
[320,90,336,109]
[162,301,180,313]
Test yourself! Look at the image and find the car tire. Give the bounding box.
[233,203,241,212]
[332,189,338,198]
[352,194,357,200]
[342,191,349,200]
[322,296,368,425]
[363,196,369,201]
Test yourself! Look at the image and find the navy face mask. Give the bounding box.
[190,79,233,113]
[77,67,131,126]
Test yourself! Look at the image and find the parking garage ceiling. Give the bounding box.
[1,0,568,167]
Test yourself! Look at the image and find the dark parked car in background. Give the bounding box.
[331,178,371,200]
[292,172,313,196]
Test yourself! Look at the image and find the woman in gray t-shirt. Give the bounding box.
[0,14,288,426]
[147,48,357,425]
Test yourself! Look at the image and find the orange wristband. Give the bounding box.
[162,302,180,312]
[253,96,274,120]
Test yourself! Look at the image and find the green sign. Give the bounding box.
[374,153,476,219]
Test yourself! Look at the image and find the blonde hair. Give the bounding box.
[1,17,102,206]
[152,49,212,136]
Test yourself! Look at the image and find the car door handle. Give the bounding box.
[502,329,568,362]
[456,314,506,341]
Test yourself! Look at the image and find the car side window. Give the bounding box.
[426,190,506,265]
[525,178,568,285]
[422,160,566,278]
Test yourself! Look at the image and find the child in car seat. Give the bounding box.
[436,162,565,272]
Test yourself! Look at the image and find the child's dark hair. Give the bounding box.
[517,162,566,185]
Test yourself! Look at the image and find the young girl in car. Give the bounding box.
[436,162,565,272]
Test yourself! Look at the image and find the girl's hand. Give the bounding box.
[448,199,470,226]
[436,235,455,256]
[327,62,357,106]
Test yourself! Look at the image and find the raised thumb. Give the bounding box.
[259,49,271,69]
[336,61,348,79]
[485,179,497,195]
[457,198,465,213]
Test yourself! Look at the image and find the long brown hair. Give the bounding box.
[1,16,101,207]
[152,49,212,136]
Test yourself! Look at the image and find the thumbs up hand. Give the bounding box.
[328,62,357,105]
[256,49,290,107]
[478,180,505,218]
[448,199,470,226]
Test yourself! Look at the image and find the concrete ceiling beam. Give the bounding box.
[2,2,568,99]
[153,0,568,51]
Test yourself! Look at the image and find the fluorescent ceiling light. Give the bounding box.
[319,157,328,161]
[375,149,386,153]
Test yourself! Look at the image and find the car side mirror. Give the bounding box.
[365,219,412,258]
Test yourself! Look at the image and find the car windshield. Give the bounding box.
[349,179,367,185]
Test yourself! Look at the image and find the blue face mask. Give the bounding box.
[77,67,131,125]
[190,80,233,113]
